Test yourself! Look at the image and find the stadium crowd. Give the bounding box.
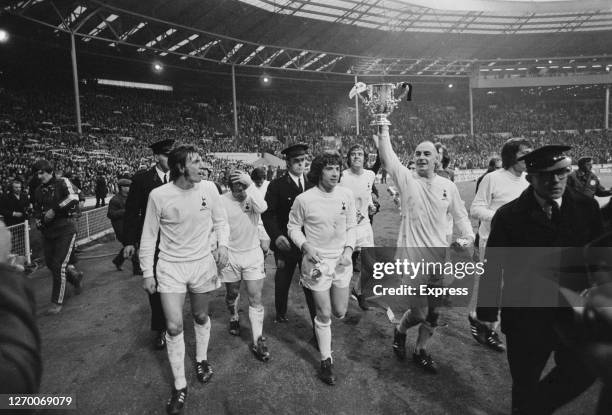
[1,85,611,198]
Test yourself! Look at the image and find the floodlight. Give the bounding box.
[0,29,9,43]
[153,62,163,73]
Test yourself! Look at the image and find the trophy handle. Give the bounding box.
[394,82,412,102]
[349,82,368,100]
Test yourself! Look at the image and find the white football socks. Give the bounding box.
[314,316,332,362]
[166,332,186,390]
[194,317,211,362]
[249,305,264,344]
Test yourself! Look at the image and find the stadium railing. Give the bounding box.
[7,206,114,264]
[74,206,114,245]
[7,220,32,265]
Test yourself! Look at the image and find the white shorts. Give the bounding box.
[220,247,265,283]
[157,255,220,294]
[354,224,374,250]
[258,223,270,242]
[300,255,353,292]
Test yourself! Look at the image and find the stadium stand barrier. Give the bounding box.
[7,206,114,264]
[74,206,114,246]
[7,220,32,266]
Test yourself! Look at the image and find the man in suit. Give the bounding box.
[262,143,316,325]
[477,145,604,415]
[123,139,173,350]
[0,180,29,227]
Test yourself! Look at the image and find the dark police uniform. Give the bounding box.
[123,139,173,344]
[262,143,316,322]
[477,146,604,415]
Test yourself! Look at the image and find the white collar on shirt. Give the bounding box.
[155,166,169,183]
[533,189,563,210]
[288,171,304,188]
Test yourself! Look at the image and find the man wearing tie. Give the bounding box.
[262,143,316,325]
[477,145,604,414]
[123,139,173,350]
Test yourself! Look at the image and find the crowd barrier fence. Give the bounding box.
[7,206,113,264]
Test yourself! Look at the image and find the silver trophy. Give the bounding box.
[349,82,412,126]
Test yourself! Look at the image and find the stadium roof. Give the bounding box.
[238,0,612,34]
[3,0,612,79]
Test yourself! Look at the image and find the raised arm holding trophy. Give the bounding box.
[353,81,475,373]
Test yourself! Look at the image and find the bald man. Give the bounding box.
[375,126,474,373]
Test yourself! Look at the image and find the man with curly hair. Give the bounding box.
[288,152,356,385]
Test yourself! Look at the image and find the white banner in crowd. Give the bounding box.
[322,136,341,150]
[210,152,261,164]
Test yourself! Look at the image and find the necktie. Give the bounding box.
[298,177,303,193]
[550,201,560,224]
[163,173,167,184]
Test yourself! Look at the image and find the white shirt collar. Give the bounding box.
[288,171,303,187]
[533,189,562,209]
[155,166,168,183]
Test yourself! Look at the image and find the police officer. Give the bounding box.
[567,156,612,199]
[262,143,316,325]
[32,159,84,315]
[123,139,173,349]
[477,145,604,415]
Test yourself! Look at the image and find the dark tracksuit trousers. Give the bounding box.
[43,230,77,305]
